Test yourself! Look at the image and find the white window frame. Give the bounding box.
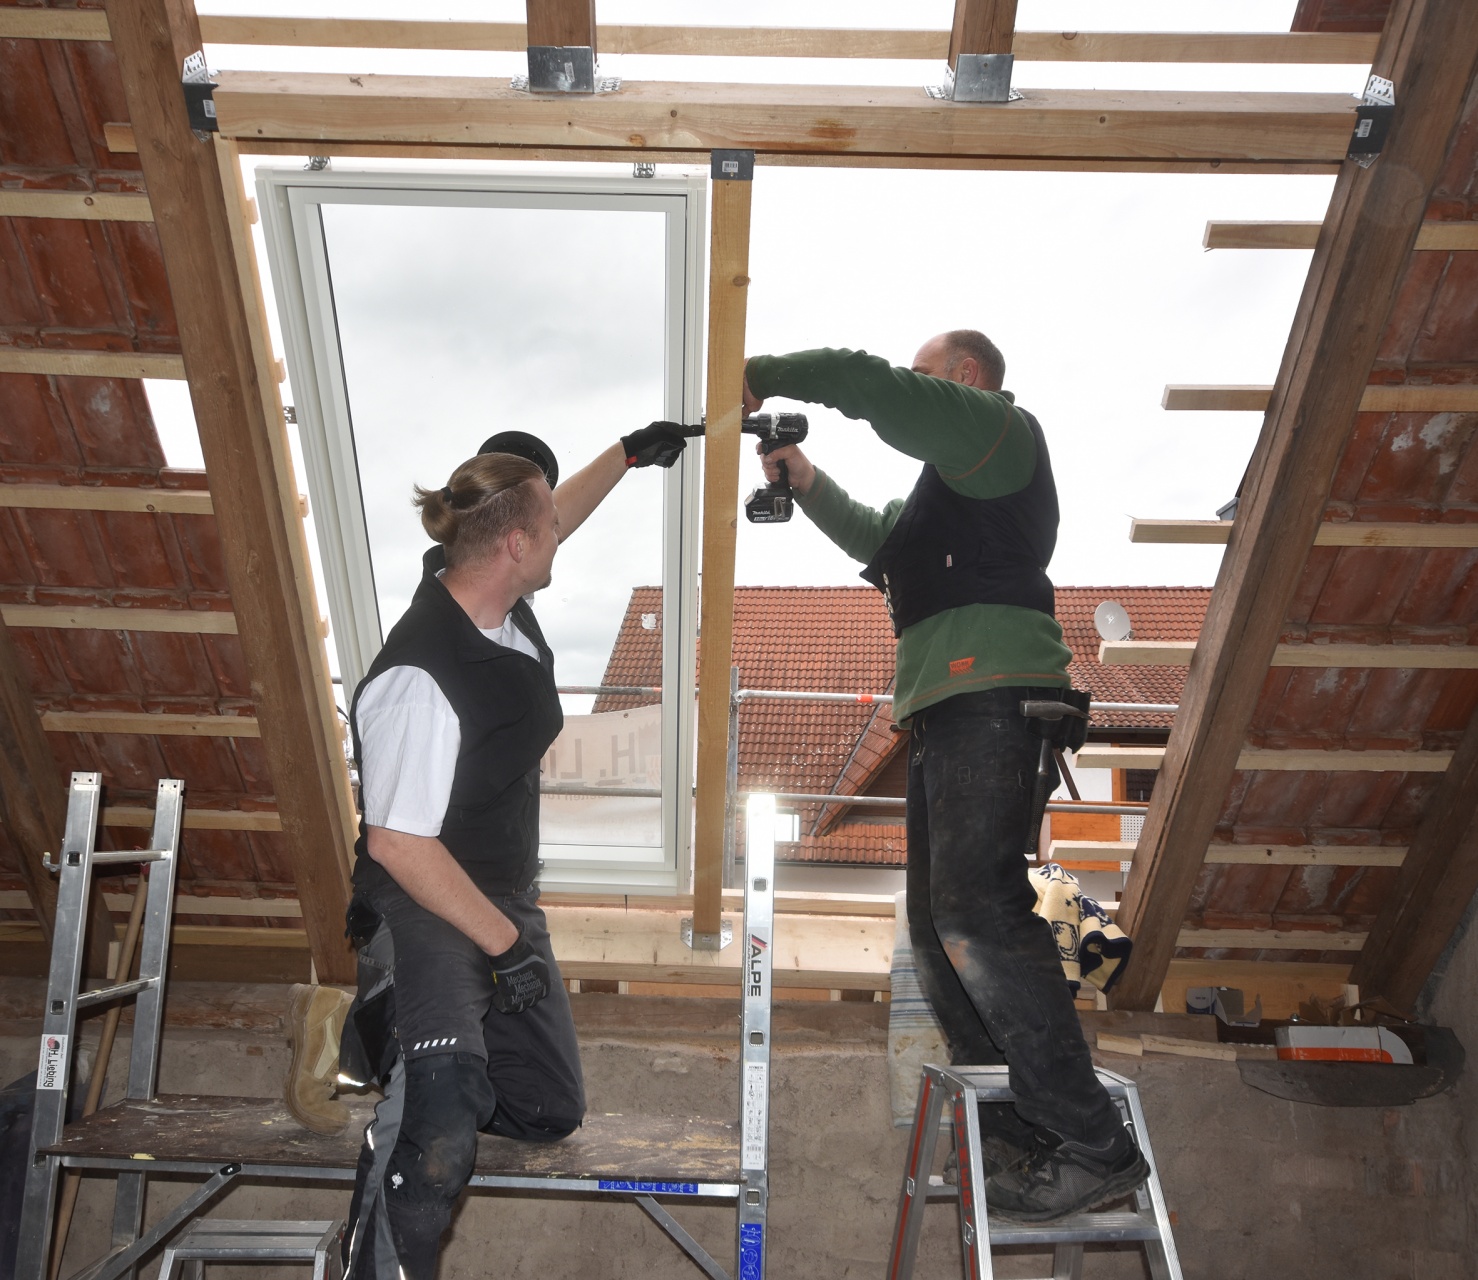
[255,167,705,893]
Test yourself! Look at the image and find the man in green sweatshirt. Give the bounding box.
[743,332,1146,1223]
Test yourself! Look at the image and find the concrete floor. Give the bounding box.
[2,969,1473,1280]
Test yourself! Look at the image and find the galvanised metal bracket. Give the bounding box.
[711,150,755,182]
[926,54,1022,104]
[1348,74,1395,168]
[181,50,218,136]
[516,46,620,94]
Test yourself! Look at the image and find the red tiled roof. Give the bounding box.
[597,584,1209,865]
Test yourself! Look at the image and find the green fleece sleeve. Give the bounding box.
[794,469,907,565]
[746,347,1036,498]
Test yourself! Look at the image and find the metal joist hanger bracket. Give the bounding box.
[520,46,620,94]
[1349,74,1396,167]
[951,52,1017,103]
[180,50,218,136]
[711,150,755,182]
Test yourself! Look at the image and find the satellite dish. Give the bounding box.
[1094,600,1133,643]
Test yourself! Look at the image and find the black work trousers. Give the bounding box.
[344,882,584,1280]
[905,686,1119,1146]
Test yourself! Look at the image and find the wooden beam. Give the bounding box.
[1078,744,1453,772]
[1,605,237,634]
[1131,518,1478,548]
[103,806,283,831]
[211,74,1356,167]
[39,711,261,737]
[0,350,186,379]
[949,0,1017,69]
[1204,844,1405,867]
[0,191,153,222]
[692,165,753,941]
[1162,958,1351,1020]
[1352,702,1478,1012]
[0,485,213,515]
[104,0,357,983]
[1113,0,1478,1013]
[0,8,1378,64]
[1163,383,1478,412]
[1205,219,1478,250]
[1100,640,1478,668]
[0,616,116,975]
[1177,927,1368,951]
[525,0,595,53]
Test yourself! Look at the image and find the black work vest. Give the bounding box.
[349,548,563,898]
[859,407,1058,637]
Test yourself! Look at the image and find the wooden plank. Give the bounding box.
[211,74,1357,167]
[0,485,213,515]
[1139,1033,1237,1062]
[104,0,358,983]
[0,8,111,39]
[0,615,116,974]
[1205,844,1406,867]
[525,0,595,52]
[103,122,138,153]
[1112,0,1478,1013]
[102,806,283,832]
[1162,957,1351,1020]
[1205,219,1478,250]
[0,350,185,379]
[692,170,753,939]
[0,889,302,918]
[949,0,1017,68]
[1177,927,1367,951]
[541,889,897,917]
[1048,840,1136,858]
[0,191,153,222]
[1078,744,1453,773]
[1352,703,1478,1013]
[39,711,261,737]
[0,605,237,634]
[1096,1032,1145,1057]
[1163,383,1478,412]
[1131,518,1478,548]
[1100,640,1478,668]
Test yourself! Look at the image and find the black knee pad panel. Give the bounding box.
[386,1053,495,1205]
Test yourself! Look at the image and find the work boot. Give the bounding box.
[984,1125,1149,1222]
[943,1101,1037,1183]
[285,983,354,1135]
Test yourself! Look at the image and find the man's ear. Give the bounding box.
[508,529,526,563]
[956,357,979,387]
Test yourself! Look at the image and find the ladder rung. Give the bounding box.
[75,977,158,1009]
[91,848,171,864]
[988,1209,1163,1246]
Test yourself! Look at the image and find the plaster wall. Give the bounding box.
[1,988,1468,1280]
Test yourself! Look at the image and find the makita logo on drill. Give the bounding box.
[748,934,768,996]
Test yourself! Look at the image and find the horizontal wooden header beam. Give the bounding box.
[1205,219,1478,251]
[1163,384,1478,413]
[1101,640,1478,669]
[1077,744,1454,772]
[1,605,238,634]
[0,485,214,515]
[213,73,1356,167]
[0,9,1378,64]
[1130,519,1478,548]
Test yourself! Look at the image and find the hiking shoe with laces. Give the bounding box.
[984,1126,1149,1222]
[942,1133,1032,1185]
[285,983,354,1135]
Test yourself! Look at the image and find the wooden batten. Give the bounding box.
[0,606,238,635]
[0,350,186,379]
[39,712,262,738]
[1112,0,1478,1012]
[1163,383,1478,412]
[692,168,754,939]
[0,191,153,222]
[1204,219,1478,251]
[1131,519,1478,549]
[0,486,214,515]
[1099,640,1478,669]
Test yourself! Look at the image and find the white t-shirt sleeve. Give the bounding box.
[355,666,460,837]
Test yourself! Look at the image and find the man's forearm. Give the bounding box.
[553,443,626,542]
[366,826,519,954]
[796,469,903,564]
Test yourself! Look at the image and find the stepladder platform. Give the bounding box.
[44,1094,742,1188]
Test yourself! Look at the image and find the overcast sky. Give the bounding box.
[143,0,1366,695]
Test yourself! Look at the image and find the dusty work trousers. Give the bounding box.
[343,883,585,1280]
[905,687,1120,1146]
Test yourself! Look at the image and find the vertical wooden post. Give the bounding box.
[692,151,754,944]
[948,0,1018,69]
[104,0,358,982]
[525,0,596,53]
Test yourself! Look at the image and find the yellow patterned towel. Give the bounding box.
[1028,862,1133,995]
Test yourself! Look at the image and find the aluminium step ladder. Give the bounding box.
[158,1219,344,1280]
[887,1064,1182,1280]
[17,773,185,1280]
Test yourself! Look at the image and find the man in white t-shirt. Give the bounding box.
[336,423,690,1280]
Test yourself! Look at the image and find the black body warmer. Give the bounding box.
[349,549,563,898]
[859,407,1059,637]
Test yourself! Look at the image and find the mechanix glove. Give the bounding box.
[621,421,695,469]
[487,927,552,1014]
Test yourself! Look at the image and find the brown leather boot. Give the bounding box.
[285,983,354,1135]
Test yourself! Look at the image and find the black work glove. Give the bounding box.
[621,421,692,469]
[487,928,552,1014]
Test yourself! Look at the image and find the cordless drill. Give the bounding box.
[741,412,809,523]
